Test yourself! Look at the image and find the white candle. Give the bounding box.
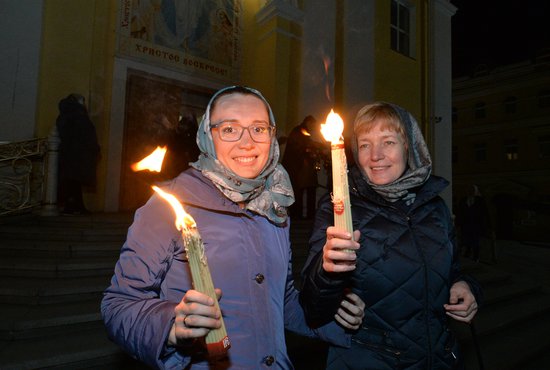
[321,110,354,241]
[153,186,231,357]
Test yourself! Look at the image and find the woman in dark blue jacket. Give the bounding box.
[300,102,482,369]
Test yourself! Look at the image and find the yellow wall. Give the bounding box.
[240,2,303,134]
[372,0,425,121]
[36,0,117,210]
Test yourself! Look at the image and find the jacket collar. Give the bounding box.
[170,168,248,215]
[350,165,448,210]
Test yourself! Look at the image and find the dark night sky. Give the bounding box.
[451,1,550,78]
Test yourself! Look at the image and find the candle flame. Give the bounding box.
[300,127,311,136]
[320,110,344,144]
[131,146,167,172]
[152,185,196,231]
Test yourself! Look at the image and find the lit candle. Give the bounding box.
[131,146,167,172]
[320,110,354,242]
[152,186,231,357]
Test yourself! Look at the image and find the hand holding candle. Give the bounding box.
[320,110,354,242]
[152,186,231,357]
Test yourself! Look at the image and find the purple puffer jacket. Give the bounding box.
[101,168,347,369]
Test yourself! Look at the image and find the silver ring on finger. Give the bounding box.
[183,315,189,327]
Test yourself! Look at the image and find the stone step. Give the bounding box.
[461,309,550,370]
[460,260,510,281]
[0,214,131,242]
[0,212,134,228]
[0,299,102,340]
[0,321,125,370]
[0,256,118,278]
[0,239,123,258]
[452,288,550,340]
[481,276,542,305]
[54,352,150,370]
[453,255,550,370]
[0,276,111,305]
[0,227,128,242]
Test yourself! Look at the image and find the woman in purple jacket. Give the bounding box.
[101,86,364,369]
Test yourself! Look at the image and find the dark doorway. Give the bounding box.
[119,71,212,211]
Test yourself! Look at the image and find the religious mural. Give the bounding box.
[117,0,241,80]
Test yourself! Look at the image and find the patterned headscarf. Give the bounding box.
[190,86,294,224]
[351,102,432,205]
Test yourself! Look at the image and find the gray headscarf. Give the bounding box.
[190,86,294,224]
[351,102,432,205]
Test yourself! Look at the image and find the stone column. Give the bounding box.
[430,0,457,209]
[254,0,304,134]
[41,125,60,216]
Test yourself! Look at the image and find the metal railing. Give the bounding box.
[0,138,49,216]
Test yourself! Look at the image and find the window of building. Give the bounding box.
[474,142,487,162]
[538,89,550,108]
[475,102,486,119]
[504,96,517,114]
[504,139,519,160]
[539,135,550,158]
[390,0,412,57]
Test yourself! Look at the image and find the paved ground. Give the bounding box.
[482,239,550,291]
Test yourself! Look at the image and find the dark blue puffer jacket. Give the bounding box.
[300,166,482,370]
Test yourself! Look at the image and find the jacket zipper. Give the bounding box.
[397,208,433,369]
[352,338,402,357]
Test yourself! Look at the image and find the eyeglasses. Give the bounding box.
[211,122,275,143]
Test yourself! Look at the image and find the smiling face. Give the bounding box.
[356,119,408,185]
[210,93,271,179]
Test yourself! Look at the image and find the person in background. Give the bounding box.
[300,102,482,369]
[282,115,328,219]
[162,112,200,179]
[455,184,491,262]
[101,86,365,369]
[56,93,100,215]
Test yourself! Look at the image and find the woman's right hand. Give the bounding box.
[322,227,361,273]
[168,289,222,346]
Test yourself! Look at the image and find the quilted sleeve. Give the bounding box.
[300,193,350,327]
[101,194,191,369]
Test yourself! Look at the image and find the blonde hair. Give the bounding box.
[354,102,407,143]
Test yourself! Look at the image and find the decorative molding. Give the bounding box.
[0,138,48,215]
[255,0,304,25]
[257,26,301,43]
[433,0,457,17]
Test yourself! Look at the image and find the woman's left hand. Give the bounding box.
[334,292,365,330]
[444,281,478,323]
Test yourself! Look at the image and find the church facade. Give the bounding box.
[1,0,456,212]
